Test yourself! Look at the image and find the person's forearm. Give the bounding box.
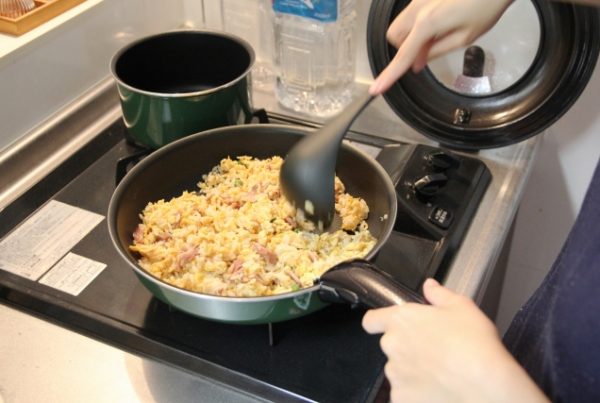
[478,348,550,403]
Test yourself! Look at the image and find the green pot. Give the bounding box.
[111,30,255,149]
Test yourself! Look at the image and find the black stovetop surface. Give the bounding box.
[0,116,490,402]
[0,119,393,403]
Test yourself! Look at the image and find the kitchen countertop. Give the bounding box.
[0,0,103,61]
[0,78,539,402]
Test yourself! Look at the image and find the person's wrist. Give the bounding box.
[477,346,549,403]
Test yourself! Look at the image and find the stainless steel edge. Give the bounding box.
[444,137,540,301]
[0,77,122,212]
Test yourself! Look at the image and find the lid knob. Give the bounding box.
[463,46,486,78]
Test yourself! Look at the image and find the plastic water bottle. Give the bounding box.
[221,0,276,91]
[273,0,357,117]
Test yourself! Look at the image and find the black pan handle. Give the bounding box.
[318,259,425,308]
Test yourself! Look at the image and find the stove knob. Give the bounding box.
[425,151,460,171]
[413,172,448,198]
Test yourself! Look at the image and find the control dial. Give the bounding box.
[425,151,460,171]
[413,172,448,198]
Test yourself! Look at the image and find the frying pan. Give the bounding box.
[107,124,423,324]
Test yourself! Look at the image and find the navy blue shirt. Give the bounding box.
[503,157,600,402]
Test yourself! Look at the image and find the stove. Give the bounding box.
[0,116,490,402]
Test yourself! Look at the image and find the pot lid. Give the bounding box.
[367,0,600,150]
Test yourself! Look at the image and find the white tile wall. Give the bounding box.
[0,0,187,152]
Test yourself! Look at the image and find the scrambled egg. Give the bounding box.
[130,156,376,297]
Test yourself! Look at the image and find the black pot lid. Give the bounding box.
[367,0,600,150]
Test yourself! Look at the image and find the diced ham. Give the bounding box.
[133,225,144,243]
[253,243,278,265]
[268,189,281,200]
[242,192,257,203]
[285,269,302,286]
[222,196,243,209]
[227,258,244,274]
[156,232,171,241]
[176,245,198,267]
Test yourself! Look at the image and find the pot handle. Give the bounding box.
[318,259,426,308]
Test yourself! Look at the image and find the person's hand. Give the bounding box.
[369,0,513,95]
[362,278,548,403]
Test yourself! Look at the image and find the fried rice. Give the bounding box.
[129,155,377,297]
